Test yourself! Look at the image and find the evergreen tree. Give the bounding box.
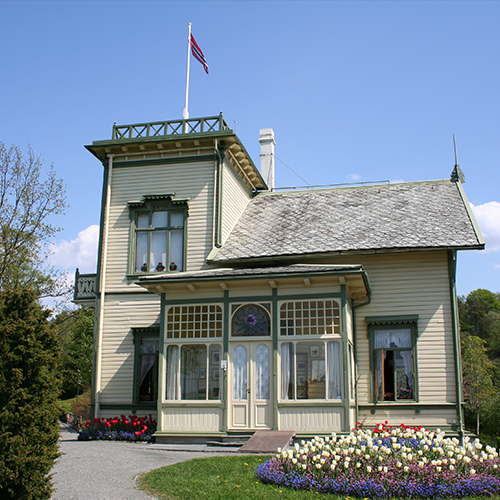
[0,289,60,500]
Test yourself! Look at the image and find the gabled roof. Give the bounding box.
[209,180,484,263]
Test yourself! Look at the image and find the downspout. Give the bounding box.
[94,153,114,418]
[449,250,465,439]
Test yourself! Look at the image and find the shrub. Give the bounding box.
[256,422,500,498]
[84,414,157,442]
[0,289,61,500]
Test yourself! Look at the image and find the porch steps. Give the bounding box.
[206,434,253,447]
[238,430,296,453]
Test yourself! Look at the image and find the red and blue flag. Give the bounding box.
[190,34,209,75]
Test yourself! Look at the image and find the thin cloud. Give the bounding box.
[49,225,99,273]
[471,201,500,252]
[346,174,362,181]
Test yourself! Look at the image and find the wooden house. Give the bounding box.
[74,113,484,441]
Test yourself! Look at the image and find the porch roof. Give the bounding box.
[209,179,484,264]
[138,264,370,299]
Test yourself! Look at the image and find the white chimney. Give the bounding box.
[259,128,275,190]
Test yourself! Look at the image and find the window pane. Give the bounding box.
[170,230,183,271]
[208,345,221,400]
[255,344,270,400]
[297,342,325,399]
[135,232,148,272]
[327,341,342,399]
[181,345,207,400]
[137,213,149,229]
[166,345,179,400]
[152,210,169,228]
[150,230,167,271]
[233,345,247,400]
[396,351,413,400]
[280,342,294,399]
[171,212,184,227]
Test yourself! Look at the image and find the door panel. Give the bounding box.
[229,341,272,430]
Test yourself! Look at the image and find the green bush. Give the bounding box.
[0,289,61,500]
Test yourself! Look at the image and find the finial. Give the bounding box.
[450,134,465,183]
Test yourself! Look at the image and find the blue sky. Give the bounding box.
[1,0,499,298]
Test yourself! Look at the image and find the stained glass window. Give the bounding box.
[231,304,271,337]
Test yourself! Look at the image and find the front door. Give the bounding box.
[229,341,272,430]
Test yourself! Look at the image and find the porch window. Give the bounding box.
[367,316,418,402]
[128,195,188,274]
[231,303,271,337]
[280,340,342,400]
[280,300,340,335]
[165,343,222,401]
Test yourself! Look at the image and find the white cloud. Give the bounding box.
[346,174,362,181]
[49,225,99,273]
[471,201,500,252]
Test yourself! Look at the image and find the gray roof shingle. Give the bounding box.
[211,180,483,263]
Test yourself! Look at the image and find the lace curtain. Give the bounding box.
[255,344,270,400]
[166,345,179,400]
[327,341,342,399]
[233,345,247,400]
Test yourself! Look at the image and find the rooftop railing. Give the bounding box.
[112,113,230,141]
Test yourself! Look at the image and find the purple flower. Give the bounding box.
[245,314,257,326]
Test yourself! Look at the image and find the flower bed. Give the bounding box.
[84,414,157,442]
[255,423,500,498]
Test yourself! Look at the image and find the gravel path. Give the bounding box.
[51,425,232,500]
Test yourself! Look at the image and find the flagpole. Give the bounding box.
[183,22,192,123]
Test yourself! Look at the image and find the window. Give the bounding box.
[280,300,340,336]
[280,340,342,400]
[165,343,222,401]
[232,303,271,337]
[367,316,418,402]
[132,328,159,404]
[166,304,223,339]
[128,195,188,274]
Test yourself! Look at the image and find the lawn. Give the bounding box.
[136,454,498,500]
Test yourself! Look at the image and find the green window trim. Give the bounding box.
[366,316,419,404]
[132,327,160,405]
[128,194,189,275]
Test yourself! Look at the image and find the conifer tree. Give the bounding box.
[0,289,61,500]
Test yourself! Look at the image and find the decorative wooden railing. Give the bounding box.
[112,113,230,141]
[74,269,97,301]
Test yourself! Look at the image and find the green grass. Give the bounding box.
[137,455,325,500]
[137,454,500,500]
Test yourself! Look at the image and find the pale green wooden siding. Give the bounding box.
[100,294,161,404]
[106,160,215,290]
[318,251,455,405]
[221,162,251,243]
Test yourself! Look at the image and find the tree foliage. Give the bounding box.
[0,289,61,500]
[459,289,500,436]
[52,307,94,397]
[0,142,66,296]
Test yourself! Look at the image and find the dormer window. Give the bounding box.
[128,195,189,274]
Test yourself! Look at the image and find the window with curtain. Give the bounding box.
[128,195,188,274]
[367,316,418,402]
[165,343,222,401]
[280,340,342,400]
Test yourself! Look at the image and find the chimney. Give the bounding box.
[259,128,275,190]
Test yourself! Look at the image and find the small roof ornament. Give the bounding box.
[450,134,465,183]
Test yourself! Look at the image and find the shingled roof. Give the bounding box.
[210,180,484,263]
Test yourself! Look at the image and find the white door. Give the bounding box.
[229,341,272,430]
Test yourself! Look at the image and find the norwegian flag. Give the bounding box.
[190,34,209,75]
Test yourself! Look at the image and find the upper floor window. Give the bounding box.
[128,195,189,274]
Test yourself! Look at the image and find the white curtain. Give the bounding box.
[233,345,247,400]
[255,344,270,400]
[166,345,179,400]
[374,329,411,349]
[280,342,292,400]
[399,350,413,393]
[327,341,342,399]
